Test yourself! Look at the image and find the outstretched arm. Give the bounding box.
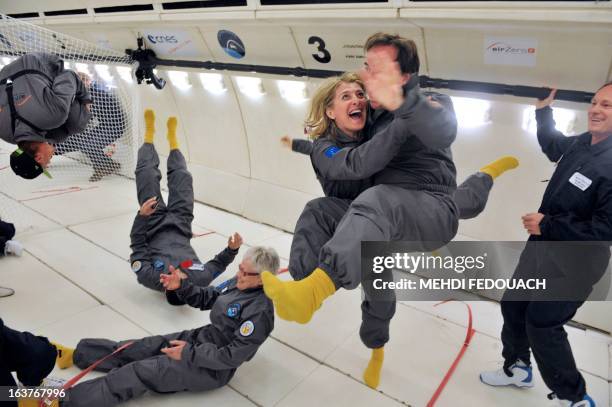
[535,89,576,162]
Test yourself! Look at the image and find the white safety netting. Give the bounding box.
[0,13,141,233]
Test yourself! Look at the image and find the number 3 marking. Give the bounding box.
[308,36,331,64]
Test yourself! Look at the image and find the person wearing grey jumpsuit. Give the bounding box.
[130,142,239,294]
[62,271,274,407]
[288,99,496,351]
[0,52,92,146]
[0,53,92,178]
[287,130,492,282]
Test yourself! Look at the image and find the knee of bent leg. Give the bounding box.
[351,185,390,215]
[526,302,578,329]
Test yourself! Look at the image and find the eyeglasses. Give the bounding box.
[240,270,260,277]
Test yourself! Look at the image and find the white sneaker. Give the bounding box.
[480,359,534,388]
[549,393,595,407]
[4,240,23,257]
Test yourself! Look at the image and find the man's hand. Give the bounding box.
[359,48,405,111]
[139,197,158,217]
[280,135,292,149]
[522,213,544,235]
[228,232,243,250]
[160,265,185,291]
[161,340,187,361]
[535,88,557,110]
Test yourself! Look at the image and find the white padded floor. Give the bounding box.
[1,170,611,406]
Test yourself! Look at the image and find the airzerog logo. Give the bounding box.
[487,42,536,55]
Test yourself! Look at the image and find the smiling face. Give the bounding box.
[325,81,367,137]
[236,257,262,291]
[588,84,612,139]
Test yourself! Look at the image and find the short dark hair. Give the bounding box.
[364,32,420,75]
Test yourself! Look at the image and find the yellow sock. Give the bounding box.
[144,109,155,144]
[261,267,335,324]
[18,398,58,407]
[52,342,74,369]
[363,347,384,389]
[167,117,179,150]
[479,156,519,179]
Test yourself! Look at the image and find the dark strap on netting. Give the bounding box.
[1,69,53,134]
[0,69,53,85]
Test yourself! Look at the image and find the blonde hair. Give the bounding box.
[305,72,364,139]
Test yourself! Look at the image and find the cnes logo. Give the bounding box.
[147,34,178,44]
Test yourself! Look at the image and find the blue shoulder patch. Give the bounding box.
[324,146,340,158]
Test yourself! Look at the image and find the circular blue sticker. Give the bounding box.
[227,303,242,318]
[217,30,245,59]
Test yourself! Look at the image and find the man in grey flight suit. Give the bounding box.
[0,52,92,178]
[262,34,519,390]
[129,112,242,299]
[62,246,278,407]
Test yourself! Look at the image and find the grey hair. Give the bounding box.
[244,246,280,275]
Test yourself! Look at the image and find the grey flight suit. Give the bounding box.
[289,135,493,280]
[0,52,91,145]
[130,144,238,292]
[290,141,492,349]
[64,278,274,407]
[290,75,462,348]
[289,129,372,281]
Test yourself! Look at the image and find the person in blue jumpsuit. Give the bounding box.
[480,84,612,407]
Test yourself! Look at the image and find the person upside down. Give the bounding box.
[130,109,243,305]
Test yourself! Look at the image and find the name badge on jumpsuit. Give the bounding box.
[569,172,592,191]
